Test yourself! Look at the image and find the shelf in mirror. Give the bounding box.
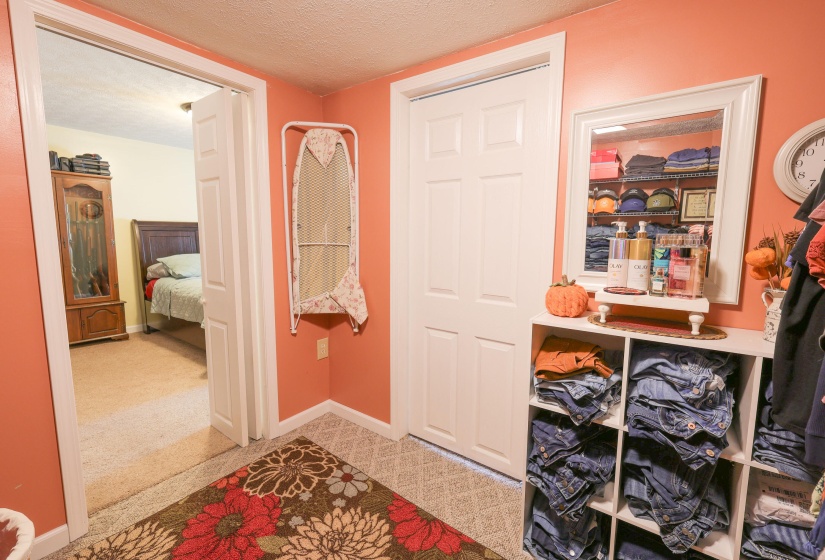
[590,171,718,184]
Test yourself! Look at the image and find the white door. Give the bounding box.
[192,88,248,446]
[409,68,551,477]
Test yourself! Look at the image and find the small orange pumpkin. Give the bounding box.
[545,275,589,318]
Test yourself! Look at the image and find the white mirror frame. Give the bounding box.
[563,75,762,305]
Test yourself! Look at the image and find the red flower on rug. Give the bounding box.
[173,487,281,560]
[211,466,249,490]
[387,493,473,555]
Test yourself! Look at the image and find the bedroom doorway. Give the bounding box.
[10,0,279,545]
[35,28,255,517]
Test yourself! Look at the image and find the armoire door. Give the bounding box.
[408,68,552,477]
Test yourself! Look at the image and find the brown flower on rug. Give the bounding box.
[71,437,502,560]
[387,493,474,555]
[74,520,177,560]
[243,441,338,498]
[172,487,281,560]
[279,506,392,560]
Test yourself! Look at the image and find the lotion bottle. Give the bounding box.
[607,221,630,288]
[627,221,652,292]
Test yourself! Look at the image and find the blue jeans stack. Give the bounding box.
[524,413,614,559]
[534,350,623,425]
[753,382,822,484]
[584,225,616,272]
[616,524,713,559]
[622,343,734,553]
[742,522,819,560]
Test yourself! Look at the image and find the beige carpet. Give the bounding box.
[70,332,236,514]
[46,413,526,560]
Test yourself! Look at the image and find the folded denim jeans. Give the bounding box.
[754,402,822,484]
[742,522,818,560]
[530,413,606,467]
[623,438,729,553]
[525,491,609,560]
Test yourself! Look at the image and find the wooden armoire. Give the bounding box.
[52,170,128,343]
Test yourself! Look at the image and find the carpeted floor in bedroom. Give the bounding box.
[70,331,236,513]
[45,413,526,560]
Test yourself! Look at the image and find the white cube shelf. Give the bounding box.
[523,312,777,560]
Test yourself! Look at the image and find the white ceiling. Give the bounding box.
[79,0,614,95]
[37,28,220,149]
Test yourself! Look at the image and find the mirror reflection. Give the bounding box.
[585,111,723,297]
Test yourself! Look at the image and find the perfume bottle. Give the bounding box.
[650,266,667,297]
[668,248,698,299]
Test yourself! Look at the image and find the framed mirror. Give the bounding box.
[563,76,762,304]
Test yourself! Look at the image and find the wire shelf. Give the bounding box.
[590,171,718,184]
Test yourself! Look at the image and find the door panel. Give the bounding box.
[409,68,551,477]
[192,88,248,447]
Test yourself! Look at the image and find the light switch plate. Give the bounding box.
[317,337,329,360]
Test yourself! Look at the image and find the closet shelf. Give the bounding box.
[590,171,718,184]
[588,210,679,218]
[615,500,734,560]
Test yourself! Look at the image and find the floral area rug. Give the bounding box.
[73,437,504,560]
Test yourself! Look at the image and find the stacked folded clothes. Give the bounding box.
[527,413,616,521]
[584,225,616,272]
[533,336,614,381]
[624,438,730,553]
[626,342,737,470]
[534,350,623,425]
[709,145,720,171]
[742,522,818,559]
[623,154,666,178]
[72,153,111,176]
[664,147,710,173]
[754,382,822,484]
[617,524,714,559]
[524,491,610,560]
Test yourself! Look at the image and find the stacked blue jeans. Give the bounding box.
[741,522,818,559]
[534,350,623,425]
[623,438,729,553]
[617,524,713,559]
[527,413,616,521]
[754,382,822,484]
[585,225,616,272]
[626,343,736,469]
[524,490,610,560]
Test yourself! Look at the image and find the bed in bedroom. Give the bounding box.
[132,220,205,348]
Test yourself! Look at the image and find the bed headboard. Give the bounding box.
[132,220,199,296]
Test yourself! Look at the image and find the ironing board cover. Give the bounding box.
[292,129,367,325]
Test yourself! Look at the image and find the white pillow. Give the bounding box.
[146,262,171,280]
[157,253,201,279]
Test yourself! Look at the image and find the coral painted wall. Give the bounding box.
[0,0,327,536]
[323,0,825,422]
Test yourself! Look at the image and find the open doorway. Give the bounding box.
[35,27,239,515]
[8,0,279,542]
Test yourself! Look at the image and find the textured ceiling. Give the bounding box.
[37,28,220,149]
[78,0,614,95]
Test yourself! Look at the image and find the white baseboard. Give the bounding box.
[277,400,332,435]
[329,401,393,439]
[32,524,69,560]
[276,400,394,441]
[126,324,145,334]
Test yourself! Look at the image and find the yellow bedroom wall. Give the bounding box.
[47,124,198,329]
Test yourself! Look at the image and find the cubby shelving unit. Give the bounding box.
[522,312,778,560]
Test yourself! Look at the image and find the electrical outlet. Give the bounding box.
[317,337,329,360]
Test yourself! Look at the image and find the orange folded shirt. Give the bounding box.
[534,336,614,380]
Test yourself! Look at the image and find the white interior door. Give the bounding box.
[192,87,248,446]
[408,68,551,477]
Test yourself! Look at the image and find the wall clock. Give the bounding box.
[773,117,825,203]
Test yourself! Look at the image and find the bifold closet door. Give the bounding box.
[408,68,551,478]
[191,87,249,447]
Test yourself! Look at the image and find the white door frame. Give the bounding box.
[8,0,279,543]
[389,33,566,440]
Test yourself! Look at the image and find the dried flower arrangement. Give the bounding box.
[744,227,800,291]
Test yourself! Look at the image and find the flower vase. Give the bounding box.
[761,288,786,343]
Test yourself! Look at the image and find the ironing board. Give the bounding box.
[281,122,366,333]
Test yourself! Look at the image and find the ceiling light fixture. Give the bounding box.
[592,125,627,134]
[180,102,192,113]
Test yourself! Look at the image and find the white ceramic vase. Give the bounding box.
[761,288,786,343]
